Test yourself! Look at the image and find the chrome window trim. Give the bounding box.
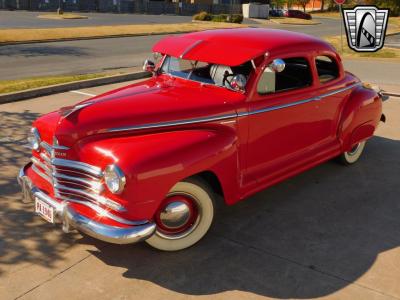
[52,158,103,178]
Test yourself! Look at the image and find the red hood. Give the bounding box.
[37,76,244,147]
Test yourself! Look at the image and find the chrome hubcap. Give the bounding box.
[159,201,191,229]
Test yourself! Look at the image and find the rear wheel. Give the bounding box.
[146,178,215,251]
[338,141,366,165]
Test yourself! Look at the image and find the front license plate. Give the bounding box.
[35,198,54,223]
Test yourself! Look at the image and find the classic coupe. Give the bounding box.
[18,28,384,251]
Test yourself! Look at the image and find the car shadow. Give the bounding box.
[86,135,400,298]
[0,110,81,276]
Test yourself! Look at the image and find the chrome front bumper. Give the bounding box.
[18,164,156,244]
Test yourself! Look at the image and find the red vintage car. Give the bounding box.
[18,28,384,251]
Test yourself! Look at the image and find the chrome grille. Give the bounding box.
[30,141,126,213]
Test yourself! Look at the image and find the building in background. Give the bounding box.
[290,0,322,11]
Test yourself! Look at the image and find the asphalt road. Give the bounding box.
[0,16,343,81]
[0,80,399,299]
[0,35,164,80]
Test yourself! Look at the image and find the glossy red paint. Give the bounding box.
[153,28,332,66]
[25,28,382,232]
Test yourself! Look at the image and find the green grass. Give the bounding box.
[0,73,107,94]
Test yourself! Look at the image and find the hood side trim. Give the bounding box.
[106,113,237,133]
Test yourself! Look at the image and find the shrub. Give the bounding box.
[193,11,211,21]
[193,12,243,24]
[210,14,227,22]
[230,14,244,23]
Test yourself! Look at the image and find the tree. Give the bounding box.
[271,0,286,9]
[296,0,310,12]
[320,0,325,11]
[375,0,400,16]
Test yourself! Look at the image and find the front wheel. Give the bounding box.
[338,141,366,165]
[145,178,215,251]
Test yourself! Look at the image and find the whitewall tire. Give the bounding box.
[338,141,366,165]
[146,178,215,251]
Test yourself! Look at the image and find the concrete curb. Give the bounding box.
[0,71,151,104]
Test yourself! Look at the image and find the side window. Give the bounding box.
[257,57,312,95]
[315,56,339,83]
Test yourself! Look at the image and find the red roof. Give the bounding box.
[152,28,334,66]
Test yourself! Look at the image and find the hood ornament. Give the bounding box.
[59,101,94,118]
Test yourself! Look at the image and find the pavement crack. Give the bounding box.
[212,232,400,300]
[14,253,92,300]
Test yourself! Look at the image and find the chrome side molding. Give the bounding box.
[107,113,237,133]
[105,82,361,134]
[239,82,362,117]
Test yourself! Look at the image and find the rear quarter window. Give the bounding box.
[315,56,339,83]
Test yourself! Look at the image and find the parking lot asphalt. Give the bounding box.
[0,80,399,300]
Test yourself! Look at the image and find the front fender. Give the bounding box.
[338,85,382,151]
[75,124,239,220]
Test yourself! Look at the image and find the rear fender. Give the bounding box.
[338,85,382,151]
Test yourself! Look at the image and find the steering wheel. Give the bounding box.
[222,70,236,88]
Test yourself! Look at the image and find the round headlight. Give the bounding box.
[28,127,41,151]
[104,164,126,194]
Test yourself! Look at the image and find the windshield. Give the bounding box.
[160,55,253,91]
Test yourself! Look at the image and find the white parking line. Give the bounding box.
[70,90,97,97]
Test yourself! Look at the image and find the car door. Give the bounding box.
[243,55,333,188]
[312,54,350,143]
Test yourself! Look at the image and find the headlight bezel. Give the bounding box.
[104,164,126,194]
[28,127,41,151]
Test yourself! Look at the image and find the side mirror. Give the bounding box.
[230,74,247,92]
[269,59,285,73]
[143,59,156,73]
